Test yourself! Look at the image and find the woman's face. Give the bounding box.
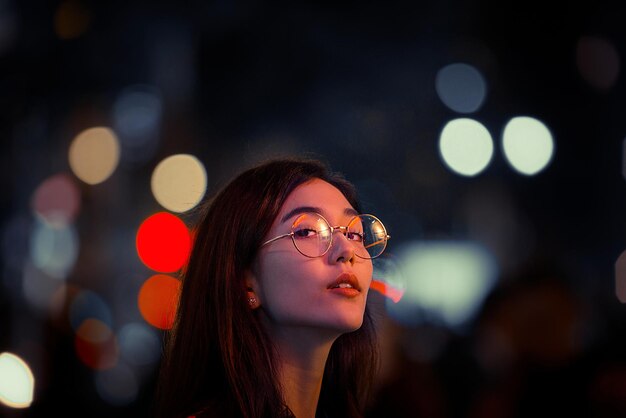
[251,178,373,336]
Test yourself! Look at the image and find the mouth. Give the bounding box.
[327,273,361,292]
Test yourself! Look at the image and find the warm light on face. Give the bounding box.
[69,127,120,185]
[151,154,207,213]
[0,352,35,409]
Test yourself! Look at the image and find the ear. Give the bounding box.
[244,269,260,309]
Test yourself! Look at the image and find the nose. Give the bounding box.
[329,230,355,265]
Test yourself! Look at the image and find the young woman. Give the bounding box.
[156,158,390,418]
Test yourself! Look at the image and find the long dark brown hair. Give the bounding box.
[156,158,379,418]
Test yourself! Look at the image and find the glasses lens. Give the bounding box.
[349,215,388,259]
[291,213,332,257]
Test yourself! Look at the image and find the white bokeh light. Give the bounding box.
[502,116,554,175]
[0,352,35,409]
[436,63,487,113]
[387,241,498,328]
[439,118,494,176]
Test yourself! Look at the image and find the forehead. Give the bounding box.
[277,179,354,221]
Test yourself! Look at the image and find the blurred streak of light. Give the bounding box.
[95,364,138,406]
[74,319,118,370]
[370,280,404,303]
[151,154,207,213]
[439,118,493,176]
[29,219,78,279]
[138,274,180,330]
[136,212,191,273]
[615,250,626,303]
[22,262,66,314]
[386,241,498,328]
[576,36,620,90]
[54,0,90,40]
[118,322,161,366]
[435,63,487,113]
[31,173,80,226]
[502,116,554,175]
[113,85,162,165]
[68,127,120,185]
[69,290,113,331]
[0,352,35,409]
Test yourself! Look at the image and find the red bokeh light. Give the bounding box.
[136,212,191,273]
[138,274,181,330]
[74,318,118,370]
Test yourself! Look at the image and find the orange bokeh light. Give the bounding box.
[136,212,191,273]
[138,274,180,330]
[74,318,118,370]
[370,279,404,303]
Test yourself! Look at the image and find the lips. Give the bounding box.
[327,273,361,292]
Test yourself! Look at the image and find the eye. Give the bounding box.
[346,231,364,242]
[293,228,318,239]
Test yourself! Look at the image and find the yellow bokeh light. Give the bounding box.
[69,127,120,185]
[0,352,35,409]
[151,154,207,213]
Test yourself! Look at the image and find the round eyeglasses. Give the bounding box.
[261,212,390,259]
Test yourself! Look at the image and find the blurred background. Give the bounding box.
[2,0,626,416]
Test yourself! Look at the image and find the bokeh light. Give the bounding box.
[136,212,191,272]
[387,241,498,327]
[435,63,487,113]
[439,118,494,176]
[502,116,554,175]
[68,127,120,185]
[95,363,138,406]
[371,255,406,303]
[31,173,80,226]
[138,274,180,330]
[74,318,118,370]
[22,262,66,314]
[69,290,113,331]
[615,250,626,303]
[151,154,207,213]
[29,219,79,279]
[54,0,91,40]
[576,36,620,90]
[0,352,35,409]
[113,84,163,164]
[118,322,161,366]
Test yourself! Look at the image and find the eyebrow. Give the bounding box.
[280,206,359,224]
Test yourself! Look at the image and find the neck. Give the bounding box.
[270,326,338,418]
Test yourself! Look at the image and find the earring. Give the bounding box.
[248,296,257,306]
